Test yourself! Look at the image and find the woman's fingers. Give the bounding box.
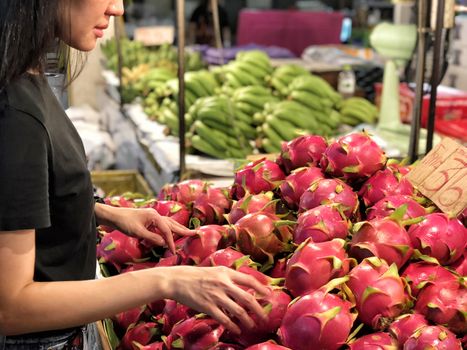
[216,290,256,330]
[225,281,268,324]
[154,219,176,254]
[206,305,241,335]
[230,270,270,300]
[168,219,196,236]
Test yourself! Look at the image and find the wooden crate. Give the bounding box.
[91,170,154,197]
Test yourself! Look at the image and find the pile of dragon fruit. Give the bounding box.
[97,132,467,350]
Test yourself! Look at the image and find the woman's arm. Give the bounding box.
[0,229,268,336]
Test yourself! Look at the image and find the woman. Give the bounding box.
[0,1,267,349]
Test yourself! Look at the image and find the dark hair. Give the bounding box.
[0,0,76,91]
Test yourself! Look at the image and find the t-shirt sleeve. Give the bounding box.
[0,107,51,230]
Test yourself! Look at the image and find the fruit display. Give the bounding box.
[97,131,467,350]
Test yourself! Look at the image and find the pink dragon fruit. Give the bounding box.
[121,262,159,273]
[299,178,359,219]
[208,343,243,350]
[294,204,351,244]
[150,200,190,227]
[401,262,458,297]
[158,179,208,206]
[414,279,466,335]
[164,317,225,350]
[403,325,462,350]
[97,230,147,271]
[244,341,291,349]
[158,300,197,335]
[112,306,147,334]
[277,135,328,173]
[349,213,414,269]
[199,247,254,268]
[231,158,285,199]
[228,192,276,224]
[347,332,398,349]
[132,342,165,350]
[235,212,294,264]
[226,287,292,347]
[358,166,415,208]
[105,195,136,208]
[269,257,288,279]
[388,313,429,345]
[320,132,387,182]
[280,166,324,210]
[118,322,159,350]
[450,251,467,276]
[346,257,411,329]
[285,239,352,297]
[155,254,182,267]
[278,278,356,350]
[192,187,232,225]
[181,225,227,265]
[408,213,467,265]
[366,195,427,221]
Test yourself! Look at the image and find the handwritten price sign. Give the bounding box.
[407,138,467,217]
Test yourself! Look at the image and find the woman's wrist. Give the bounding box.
[94,203,119,228]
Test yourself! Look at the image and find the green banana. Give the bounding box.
[289,90,326,111]
[290,75,336,100]
[235,110,254,124]
[266,115,306,141]
[262,123,284,147]
[193,121,228,150]
[202,118,238,138]
[235,101,261,115]
[191,135,226,159]
[262,138,281,154]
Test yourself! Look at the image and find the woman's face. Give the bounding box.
[60,0,124,51]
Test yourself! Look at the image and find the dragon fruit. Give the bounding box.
[408,213,467,265]
[349,214,414,269]
[226,287,292,347]
[366,195,427,221]
[320,132,387,182]
[285,239,352,297]
[358,166,415,208]
[118,322,159,350]
[192,187,231,226]
[450,252,466,276]
[294,205,351,244]
[269,257,288,279]
[347,332,398,349]
[164,317,225,350]
[280,166,324,210]
[299,178,359,219]
[228,192,276,224]
[231,158,285,199]
[401,262,458,297]
[150,200,190,226]
[132,342,164,350]
[388,313,429,345]
[181,225,227,265]
[97,230,147,271]
[105,195,136,208]
[199,247,253,268]
[235,212,294,264]
[112,305,147,334]
[245,341,291,350]
[403,325,462,350]
[208,343,243,350]
[346,257,411,329]
[278,278,356,350]
[158,179,208,206]
[414,279,466,335]
[277,135,327,173]
[157,300,197,335]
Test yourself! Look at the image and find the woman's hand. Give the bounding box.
[163,266,269,335]
[95,204,195,253]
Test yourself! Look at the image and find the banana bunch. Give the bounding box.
[338,97,379,126]
[221,50,273,88]
[267,64,310,97]
[256,100,337,153]
[231,86,279,140]
[187,96,252,159]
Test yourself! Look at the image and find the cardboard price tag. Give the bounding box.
[406,137,467,217]
[134,26,175,46]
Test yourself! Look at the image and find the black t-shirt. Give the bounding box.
[189,5,230,45]
[0,74,96,283]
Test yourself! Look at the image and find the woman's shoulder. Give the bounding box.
[1,73,50,125]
